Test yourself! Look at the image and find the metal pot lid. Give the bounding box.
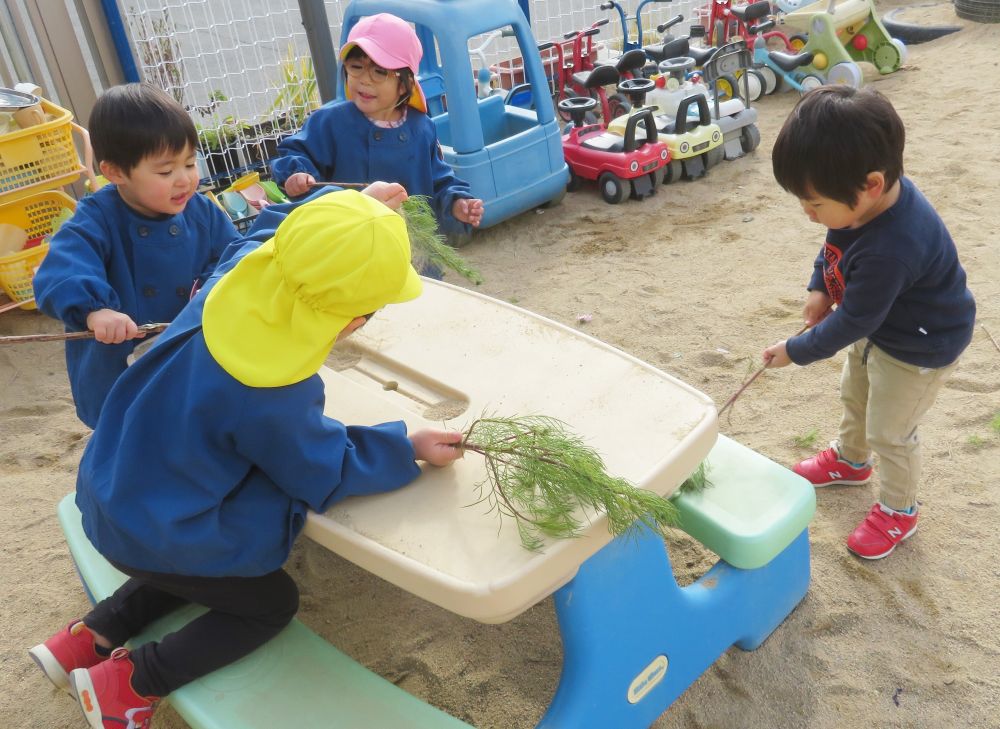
[0,88,40,111]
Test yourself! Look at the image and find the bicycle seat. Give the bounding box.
[732,0,772,22]
[575,63,620,90]
[643,37,689,63]
[688,45,717,66]
[768,50,815,72]
[616,48,649,75]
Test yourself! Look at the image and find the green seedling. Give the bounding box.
[793,428,820,449]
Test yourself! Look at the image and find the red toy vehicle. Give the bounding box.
[558,82,670,205]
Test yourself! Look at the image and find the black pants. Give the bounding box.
[83,561,298,698]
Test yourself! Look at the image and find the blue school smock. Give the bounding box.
[269,101,473,233]
[32,186,240,428]
[75,272,422,578]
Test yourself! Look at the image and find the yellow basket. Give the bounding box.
[0,98,92,202]
[0,189,77,310]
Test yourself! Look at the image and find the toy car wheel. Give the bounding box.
[566,169,584,192]
[873,41,903,74]
[607,93,631,121]
[756,66,778,95]
[542,185,567,207]
[891,38,908,64]
[827,62,863,89]
[598,172,628,204]
[744,69,766,102]
[799,75,823,94]
[789,33,808,51]
[661,158,684,185]
[740,124,761,153]
[716,73,740,101]
[705,146,724,169]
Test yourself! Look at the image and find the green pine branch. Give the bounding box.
[461,414,681,551]
[400,196,483,285]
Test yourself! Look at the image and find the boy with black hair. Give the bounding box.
[762,86,975,560]
[33,82,240,428]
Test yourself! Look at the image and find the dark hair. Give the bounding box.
[88,83,197,173]
[342,46,414,109]
[772,86,905,207]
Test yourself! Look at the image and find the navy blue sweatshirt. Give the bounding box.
[786,177,975,369]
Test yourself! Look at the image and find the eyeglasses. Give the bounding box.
[343,61,398,84]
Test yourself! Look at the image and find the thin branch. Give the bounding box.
[718,325,808,416]
[982,324,1000,354]
[0,323,168,345]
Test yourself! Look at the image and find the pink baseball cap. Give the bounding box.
[340,13,427,113]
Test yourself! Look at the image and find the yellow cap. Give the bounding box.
[203,190,422,387]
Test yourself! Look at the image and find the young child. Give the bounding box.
[33,83,241,429]
[763,87,976,560]
[270,12,484,235]
[28,188,464,728]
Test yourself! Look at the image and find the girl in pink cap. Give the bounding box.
[271,12,484,239]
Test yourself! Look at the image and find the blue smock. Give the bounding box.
[33,186,240,427]
[269,101,473,233]
[76,271,422,577]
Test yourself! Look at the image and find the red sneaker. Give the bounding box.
[793,444,872,487]
[28,620,106,694]
[70,648,159,729]
[847,503,918,560]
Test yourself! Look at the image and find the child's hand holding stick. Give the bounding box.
[718,325,808,416]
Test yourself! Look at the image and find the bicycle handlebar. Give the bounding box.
[657,14,684,33]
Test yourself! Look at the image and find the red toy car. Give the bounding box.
[558,82,670,204]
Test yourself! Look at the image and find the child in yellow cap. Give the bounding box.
[28,188,463,729]
[271,12,484,237]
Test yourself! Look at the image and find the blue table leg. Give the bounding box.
[537,527,811,729]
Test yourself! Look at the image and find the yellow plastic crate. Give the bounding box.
[0,189,76,310]
[0,98,89,201]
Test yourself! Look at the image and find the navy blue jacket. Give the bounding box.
[269,101,472,233]
[787,177,975,369]
[33,186,240,427]
[76,269,422,577]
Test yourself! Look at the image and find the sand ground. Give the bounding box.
[2,3,998,727]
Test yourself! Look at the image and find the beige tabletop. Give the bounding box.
[303,279,717,623]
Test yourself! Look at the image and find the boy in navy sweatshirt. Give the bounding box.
[762,87,975,560]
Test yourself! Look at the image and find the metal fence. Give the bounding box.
[2,0,703,188]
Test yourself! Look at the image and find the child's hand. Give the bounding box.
[452,198,484,227]
[803,290,833,327]
[284,173,316,197]
[762,340,792,368]
[409,428,465,467]
[87,309,144,344]
[362,181,408,210]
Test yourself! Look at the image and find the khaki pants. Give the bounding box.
[837,340,959,511]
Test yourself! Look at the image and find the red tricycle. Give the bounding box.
[558,80,670,205]
[703,0,804,51]
[544,18,632,123]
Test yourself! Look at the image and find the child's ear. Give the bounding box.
[864,171,886,198]
[99,160,129,185]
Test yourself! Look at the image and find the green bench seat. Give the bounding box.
[57,494,472,729]
[672,434,816,569]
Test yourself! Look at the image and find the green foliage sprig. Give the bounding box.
[400,196,483,285]
[461,415,679,551]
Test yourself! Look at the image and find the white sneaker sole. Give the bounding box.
[813,477,871,488]
[69,668,104,729]
[28,643,73,696]
[849,523,918,560]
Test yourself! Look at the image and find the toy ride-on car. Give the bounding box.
[558,90,670,205]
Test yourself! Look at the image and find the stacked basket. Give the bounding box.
[0,96,92,310]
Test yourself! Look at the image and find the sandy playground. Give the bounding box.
[1,3,998,727]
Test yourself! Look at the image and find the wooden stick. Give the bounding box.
[309,181,368,189]
[0,297,32,314]
[718,325,809,416]
[0,322,168,345]
[982,324,1000,354]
